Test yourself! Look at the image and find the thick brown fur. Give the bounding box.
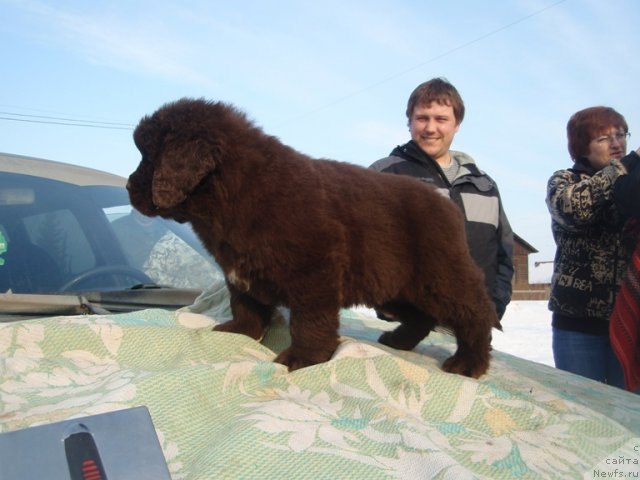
[127,98,501,378]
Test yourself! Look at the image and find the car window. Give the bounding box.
[23,209,96,276]
[107,206,221,289]
[1,165,224,295]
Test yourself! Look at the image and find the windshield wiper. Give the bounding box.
[130,283,165,290]
[1,288,203,321]
[0,293,111,320]
[78,295,111,314]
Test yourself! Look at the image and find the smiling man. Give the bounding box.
[370,77,514,320]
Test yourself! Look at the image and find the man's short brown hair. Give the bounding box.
[406,78,465,125]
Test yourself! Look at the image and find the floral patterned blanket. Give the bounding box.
[1,282,639,479]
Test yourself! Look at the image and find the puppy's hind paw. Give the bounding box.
[378,330,421,351]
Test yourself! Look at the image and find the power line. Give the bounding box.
[1,0,568,131]
[0,111,134,127]
[279,0,569,124]
[0,111,134,130]
[381,0,569,86]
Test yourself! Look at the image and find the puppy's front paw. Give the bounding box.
[213,320,264,340]
[274,347,333,371]
[442,353,489,379]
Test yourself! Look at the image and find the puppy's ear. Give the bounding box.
[152,139,218,208]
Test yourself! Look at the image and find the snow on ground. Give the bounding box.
[493,300,554,367]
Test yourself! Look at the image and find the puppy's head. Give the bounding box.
[127,98,226,216]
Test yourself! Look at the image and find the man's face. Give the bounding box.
[409,101,459,164]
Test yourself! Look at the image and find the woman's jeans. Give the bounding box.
[552,328,625,389]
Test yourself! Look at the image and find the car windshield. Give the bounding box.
[0,169,221,295]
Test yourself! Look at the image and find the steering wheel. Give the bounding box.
[58,265,153,292]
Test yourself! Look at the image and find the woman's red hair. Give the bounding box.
[567,106,628,162]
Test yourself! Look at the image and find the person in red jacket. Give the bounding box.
[610,128,640,391]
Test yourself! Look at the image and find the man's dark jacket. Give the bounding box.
[370,141,514,318]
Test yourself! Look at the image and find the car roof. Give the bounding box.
[0,152,126,187]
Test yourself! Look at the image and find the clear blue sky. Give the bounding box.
[1,0,639,276]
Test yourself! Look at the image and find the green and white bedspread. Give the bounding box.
[1,284,639,479]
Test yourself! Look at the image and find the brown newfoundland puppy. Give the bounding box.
[128,98,500,378]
